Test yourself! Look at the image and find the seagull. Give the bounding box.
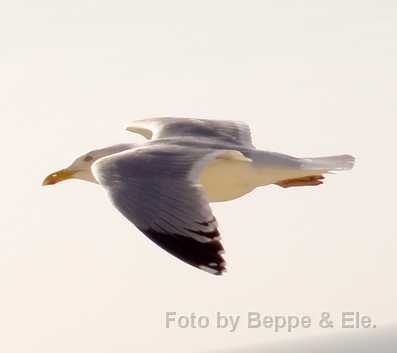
[43,117,354,275]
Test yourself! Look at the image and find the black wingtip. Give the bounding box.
[198,262,227,276]
[140,227,226,275]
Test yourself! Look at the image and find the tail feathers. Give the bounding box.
[301,154,355,171]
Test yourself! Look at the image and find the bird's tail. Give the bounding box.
[274,154,355,188]
[300,154,355,171]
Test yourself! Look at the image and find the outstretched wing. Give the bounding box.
[126,117,255,149]
[92,144,228,275]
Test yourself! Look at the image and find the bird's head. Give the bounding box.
[42,143,135,186]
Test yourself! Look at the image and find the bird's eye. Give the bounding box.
[84,155,93,162]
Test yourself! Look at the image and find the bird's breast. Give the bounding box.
[198,156,258,202]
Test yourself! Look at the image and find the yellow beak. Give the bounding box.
[42,169,76,186]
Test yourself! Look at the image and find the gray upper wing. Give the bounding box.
[126,117,255,149]
[92,144,227,275]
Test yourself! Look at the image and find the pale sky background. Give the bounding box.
[1,1,396,352]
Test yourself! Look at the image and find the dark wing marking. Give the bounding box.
[141,226,226,275]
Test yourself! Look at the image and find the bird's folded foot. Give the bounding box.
[275,175,324,188]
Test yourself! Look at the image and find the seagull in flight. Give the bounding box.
[43,117,354,275]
